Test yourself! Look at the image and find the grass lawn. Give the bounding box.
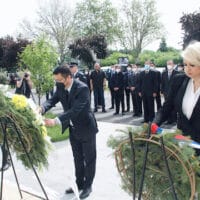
[44,112,69,142]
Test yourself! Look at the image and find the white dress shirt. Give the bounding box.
[182,79,200,120]
[55,79,74,125]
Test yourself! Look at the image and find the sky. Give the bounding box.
[0,0,199,50]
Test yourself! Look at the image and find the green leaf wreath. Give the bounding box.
[107,125,200,200]
[0,90,51,170]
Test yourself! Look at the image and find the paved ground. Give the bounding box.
[3,122,130,200]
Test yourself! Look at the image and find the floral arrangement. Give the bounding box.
[107,125,200,200]
[0,85,51,170]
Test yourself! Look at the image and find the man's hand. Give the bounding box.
[44,118,56,126]
[36,106,43,114]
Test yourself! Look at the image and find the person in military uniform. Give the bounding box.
[69,62,87,84]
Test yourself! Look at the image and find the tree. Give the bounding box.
[158,37,168,52]
[19,37,58,105]
[0,36,30,72]
[69,35,107,68]
[179,10,200,48]
[20,0,74,63]
[73,0,119,45]
[119,0,163,60]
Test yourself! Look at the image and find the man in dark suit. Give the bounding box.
[69,62,87,84]
[123,64,132,112]
[106,65,115,109]
[150,62,162,111]
[161,60,179,124]
[138,60,158,122]
[110,65,125,115]
[128,64,142,117]
[41,65,98,199]
[161,60,179,100]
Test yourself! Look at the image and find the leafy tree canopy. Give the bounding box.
[180,9,200,48]
[0,36,30,72]
[19,36,58,105]
[69,35,107,68]
[74,0,119,44]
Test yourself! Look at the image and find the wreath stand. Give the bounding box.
[115,122,196,200]
[128,122,178,200]
[0,117,49,200]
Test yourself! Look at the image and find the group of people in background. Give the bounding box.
[71,58,184,126]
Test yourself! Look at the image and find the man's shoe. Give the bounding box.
[79,187,92,199]
[65,187,82,194]
[65,188,74,194]
[102,109,107,113]
[109,107,114,109]
[0,159,11,171]
[0,161,11,171]
[113,112,119,115]
[93,109,98,113]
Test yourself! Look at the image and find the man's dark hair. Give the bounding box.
[53,65,72,78]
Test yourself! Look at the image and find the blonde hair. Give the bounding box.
[181,41,200,66]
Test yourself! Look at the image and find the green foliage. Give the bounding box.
[44,112,69,142]
[101,49,182,67]
[118,0,164,60]
[0,72,8,84]
[19,36,58,105]
[74,0,119,44]
[107,126,200,199]
[101,52,133,66]
[0,36,30,72]
[139,50,182,67]
[0,93,50,170]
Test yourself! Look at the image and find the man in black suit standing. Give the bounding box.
[111,65,125,115]
[138,60,158,122]
[150,62,162,111]
[161,60,179,100]
[161,60,179,124]
[41,65,98,199]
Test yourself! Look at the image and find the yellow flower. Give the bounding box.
[11,94,28,109]
[41,126,48,137]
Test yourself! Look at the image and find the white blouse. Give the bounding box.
[182,79,200,120]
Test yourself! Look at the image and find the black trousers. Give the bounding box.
[131,91,142,115]
[109,87,115,108]
[142,94,155,122]
[69,129,96,189]
[155,92,162,111]
[114,90,125,114]
[125,88,130,111]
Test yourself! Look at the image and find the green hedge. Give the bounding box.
[101,49,182,67]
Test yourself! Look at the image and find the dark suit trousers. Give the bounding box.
[142,94,155,122]
[131,91,142,115]
[109,87,115,108]
[114,90,125,113]
[69,128,96,189]
[155,92,162,111]
[125,88,130,111]
[93,87,105,109]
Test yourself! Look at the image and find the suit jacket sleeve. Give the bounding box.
[58,86,90,132]
[42,90,60,113]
